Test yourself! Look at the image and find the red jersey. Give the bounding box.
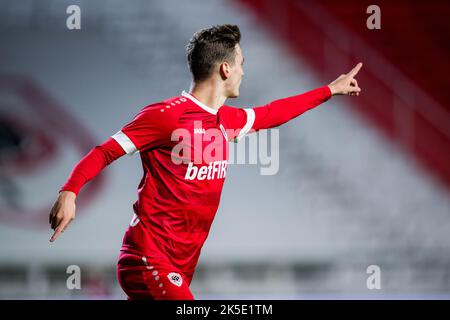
[113,91,252,275]
[61,87,331,277]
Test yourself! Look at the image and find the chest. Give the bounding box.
[169,114,229,165]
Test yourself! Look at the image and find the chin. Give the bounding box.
[229,90,239,99]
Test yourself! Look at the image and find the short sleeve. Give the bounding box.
[111,103,177,154]
[218,105,255,143]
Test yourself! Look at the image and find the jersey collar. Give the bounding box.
[181,91,218,115]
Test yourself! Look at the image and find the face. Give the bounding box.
[224,44,245,98]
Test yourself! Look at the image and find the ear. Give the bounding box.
[219,62,231,80]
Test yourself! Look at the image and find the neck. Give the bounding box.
[189,80,227,111]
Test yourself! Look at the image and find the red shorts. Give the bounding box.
[117,252,194,300]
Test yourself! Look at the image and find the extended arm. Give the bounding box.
[251,86,332,131]
[253,62,363,131]
[224,63,363,142]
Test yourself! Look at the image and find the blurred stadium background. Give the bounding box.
[1,0,450,299]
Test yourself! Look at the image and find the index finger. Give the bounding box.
[50,222,66,242]
[49,209,56,224]
[348,62,363,78]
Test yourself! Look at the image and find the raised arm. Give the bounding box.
[252,62,363,131]
[219,63,363,142]
[251,85,332,131]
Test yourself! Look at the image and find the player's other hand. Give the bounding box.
[49,191,77,242]
[328,62,363,96]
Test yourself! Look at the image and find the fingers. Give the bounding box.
[50,215,58,230]
[49,195,76,242]
[50,224,64,242]
[50,211,63,230]
[347,62,363,78]
[49,212,59,228]
[49,208,74,242]
[348,78,361,95]
[49,203,58,224]
[50,217,72,242]
[347,85,361,93]
[347,83,361,96]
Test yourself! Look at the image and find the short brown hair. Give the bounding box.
[186,24,241,82]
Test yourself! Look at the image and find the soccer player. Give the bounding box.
[49,24,362,300]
